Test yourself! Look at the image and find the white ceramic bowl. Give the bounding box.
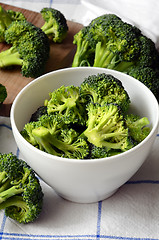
[10,67,159,203]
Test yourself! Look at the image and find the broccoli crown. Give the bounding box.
[0,5,12,42]
[72,14,159,99]
[125,114,150,143]
[80,73,130,113]
[0,84,7,104]
[0,152,43,223]
[40,7,68,43]
[128,66,159,101]
[83,103,134,152]
[22,114,89,159]
[0,20,50,78]
[46,85,86,125]
[7,9,26,22]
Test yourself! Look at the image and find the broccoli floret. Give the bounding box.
[22,114,89,159]
[128,66,159,101]
[0,152,43,223]
[40,7,68,43]
[0,20,50,78]
[0,5,26,42]
[83,103,134,152]
[125,114,150,143]
[80,73,130,113]
[46,85,86,125]
[0,84,7,104]
[7,9,26,22]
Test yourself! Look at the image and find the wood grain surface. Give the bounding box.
[0,3,83,116]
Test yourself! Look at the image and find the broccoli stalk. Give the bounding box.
[0,153,43,223]
[0,46,23,67]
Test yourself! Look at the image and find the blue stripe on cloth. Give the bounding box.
[96,201,102,239]
[0,233,159,240]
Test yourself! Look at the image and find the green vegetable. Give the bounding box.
[0,20,50,78]
[80,73,130,113]
[0,84,7,104]
[21,73,150,159]
[0,152,43,223]
[0,5,26,42]
[72,14,159,100]
[40,7,68,43]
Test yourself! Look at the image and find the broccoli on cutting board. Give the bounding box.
[40,7,68,43]
[0,20,50,78]
[0,84,7,104]
[0,152,43,223]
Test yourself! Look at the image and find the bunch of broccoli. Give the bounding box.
[21,73,150,159]
[72,14,159,101]
[0,5,69,78]
[0,152,43,223]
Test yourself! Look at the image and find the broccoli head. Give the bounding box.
[0,84,7,104]
[0,152,43,223]
[128,66,159,101]
[125,113,150,143]
[80,73,130,113]
[0,5,26,42]
[0,20,50,78]
[40,7,68,43]
[83,103,134,152]
[46,85,86,125]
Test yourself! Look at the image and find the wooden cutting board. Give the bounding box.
[0,3,83,116]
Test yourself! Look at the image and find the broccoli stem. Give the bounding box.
[72,40,90,67]
[41,19,53,33]
[32,126,78,155]
[0,47,23,67]
[0,196,29,212]
[0,185,23,204]
[93,42,119,68]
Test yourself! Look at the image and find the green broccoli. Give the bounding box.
[80,73,130,113]
[0,20,50,78]
[0,5,26,42]
[125,113,150,143]
[21,73,151,159]
[72,14,159,99]
[0,152,43,223]
[128,66,159,101]
[0,84,7,104]
[40,7,68,43]
[21,114,89,159]
[45,85,86,125]
[83,103,134,152]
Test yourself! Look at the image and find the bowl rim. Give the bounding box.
[10,67,159,164]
